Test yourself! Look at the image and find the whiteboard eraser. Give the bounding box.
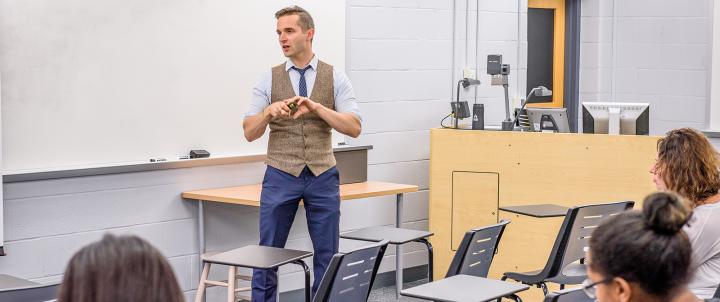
[189,150,210,159]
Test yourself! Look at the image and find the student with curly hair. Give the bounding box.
[650,128,720,298]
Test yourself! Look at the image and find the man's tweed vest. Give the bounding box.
[266,60,336,177]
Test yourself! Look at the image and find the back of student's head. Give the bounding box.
[656,127,720,204]
[589,192,692,298]
[58,234,184,302]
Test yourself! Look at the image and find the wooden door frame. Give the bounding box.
[528,0,566,108]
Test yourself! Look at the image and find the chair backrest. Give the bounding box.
[542,201,634,279]
[544,288,593,302]
[313,240,389,302]
[445,220,511,278]
[0,282,59,302]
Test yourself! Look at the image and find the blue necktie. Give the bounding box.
[292,66,312,97]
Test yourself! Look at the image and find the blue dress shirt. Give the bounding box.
[245,56,361,120]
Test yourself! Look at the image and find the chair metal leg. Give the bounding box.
[509,294,523,302]
[560,284,565,290]
[539,282,549,296]
[416,238,434,281]
[195,262,210,302]
[294,260,311,302]
[497,275,509,302]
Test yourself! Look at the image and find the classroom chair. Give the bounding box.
[400,220,529,302]
[502,201,635,295]
[313,240,389,302]
[194,245,313,302]
[340,225,434,284]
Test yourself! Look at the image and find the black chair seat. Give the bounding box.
[544,288,593,302]
[341,225,435,285]
[546,263,586,285]
[506,263,586,286]
[340,226,433,244]
[401,274,529,302]
[203,245,313,269]
[503,269,545,284]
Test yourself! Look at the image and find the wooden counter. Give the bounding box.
[430,129,659,301]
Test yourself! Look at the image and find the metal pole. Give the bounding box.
[395,193,404,299]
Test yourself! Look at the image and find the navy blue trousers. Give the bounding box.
[251,165,340,302]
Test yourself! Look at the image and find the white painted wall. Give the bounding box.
[455,0,528,127]
[579,0,712,134]
[710,0,720,131]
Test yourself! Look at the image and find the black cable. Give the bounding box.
[440,113,454,129]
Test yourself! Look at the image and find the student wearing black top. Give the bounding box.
[583,192,719,302]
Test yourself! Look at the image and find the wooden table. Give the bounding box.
[183,181,418,292]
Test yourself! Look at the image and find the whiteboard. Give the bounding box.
[0,0,346,172]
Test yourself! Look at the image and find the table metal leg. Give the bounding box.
[198,200,205,257]
[395,193,404,299]
[294,260,312,302]
[198,200,206,302]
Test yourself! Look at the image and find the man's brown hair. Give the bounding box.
[275,5,315,31]
[656,128,720,204]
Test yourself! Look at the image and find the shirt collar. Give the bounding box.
[285,55,318,72]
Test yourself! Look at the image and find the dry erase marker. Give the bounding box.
[149,158,167,162]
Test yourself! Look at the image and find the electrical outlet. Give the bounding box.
[463,68,476,79]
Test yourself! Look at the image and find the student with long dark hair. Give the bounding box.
[58,234,184,302]
[584,192,717,302]
[650,128,720,298]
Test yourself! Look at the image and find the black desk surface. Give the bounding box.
[401,274,529,302]
[341,226,433,244]
[203,245,312,269]
[499,204,570,218]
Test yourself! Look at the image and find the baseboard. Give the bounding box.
[279,264,429,301]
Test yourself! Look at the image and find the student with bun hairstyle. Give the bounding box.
[57,234,184,302]
[651,128,720,298]
[584,192,719,302]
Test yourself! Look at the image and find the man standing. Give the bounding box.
[242,5,361,302]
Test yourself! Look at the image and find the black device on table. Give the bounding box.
[190,150,210,159]
[487,54,513,131]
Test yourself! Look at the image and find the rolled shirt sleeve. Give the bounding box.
[244,71,272,119]
[332,68,362,121]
